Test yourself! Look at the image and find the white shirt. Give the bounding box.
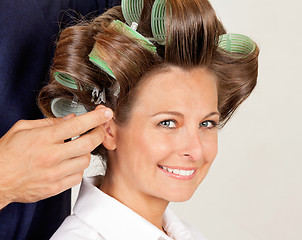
[51,177,207,240]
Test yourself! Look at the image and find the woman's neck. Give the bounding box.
[100,172,169,231]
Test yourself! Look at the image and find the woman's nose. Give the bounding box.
[178,128,203,161]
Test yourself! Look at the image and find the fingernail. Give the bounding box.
[104,108,113,119]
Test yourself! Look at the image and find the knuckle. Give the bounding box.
[40,155,56,168]
[44,117,59,126]
[42,172,54,182]
[13,120,26,131]
[69,121,83,135]
[47,126,57,141]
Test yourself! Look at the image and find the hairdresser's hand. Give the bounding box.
[0,105,112,210]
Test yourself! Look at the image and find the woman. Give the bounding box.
[38,0,259,239]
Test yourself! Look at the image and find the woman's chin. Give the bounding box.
[163,191,195,203]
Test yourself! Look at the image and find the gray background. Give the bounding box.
[171,0,302,239]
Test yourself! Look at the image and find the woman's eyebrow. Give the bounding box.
[151,111,184,118]
[204,112,220,119]
[151,111,220,118]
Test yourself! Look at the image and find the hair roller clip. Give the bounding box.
[91,86,106,104]
[51,98,87,118]
[89,46,121,98]
[151,0,166,45]
[54,72,79,90]
[111,20,157,53]
[218,33,256,56]
[121,0,144,27]
[71,96,79,108]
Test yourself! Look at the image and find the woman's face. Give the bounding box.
[107,66,219,203]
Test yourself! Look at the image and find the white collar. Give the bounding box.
[73,177,194,240]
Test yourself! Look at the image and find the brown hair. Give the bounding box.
[38,1,259,157]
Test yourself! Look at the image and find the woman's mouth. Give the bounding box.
[158,165,196,179]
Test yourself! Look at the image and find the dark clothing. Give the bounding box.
[0,0,120,239]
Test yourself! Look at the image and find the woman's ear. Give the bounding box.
[102,119,117,150]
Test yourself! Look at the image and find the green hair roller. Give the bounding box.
[121,0,144,26]
[89,45,116,79]
[54,72,78,90]
[151,0,166,45]
[218,33,256,55]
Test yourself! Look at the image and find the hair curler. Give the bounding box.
[54,72,79,90]
[218,33,256,55]
[151,0,166,45]
[51,97,87,118]
[121,0,144,26]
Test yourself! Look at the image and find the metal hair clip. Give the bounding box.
[91,86,106,104]
[71,96,79,108]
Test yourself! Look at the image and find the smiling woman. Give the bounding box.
[38,0,259,239]
[101,67,219,211]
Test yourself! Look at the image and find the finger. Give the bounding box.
[51,107,112,143]
[56,154,91,179]
[46,172,84,198]
[56,125,105,159]
[11,118,66,132]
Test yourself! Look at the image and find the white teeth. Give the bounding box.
[160,166,195,176]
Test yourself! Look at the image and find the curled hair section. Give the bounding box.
[210,37,259,126]
[38,1,259,158]
[164,0,224,66]
[90,20,162,123]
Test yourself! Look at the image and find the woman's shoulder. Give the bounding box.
[50,214,104,240]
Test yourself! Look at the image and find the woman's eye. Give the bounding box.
[200,120,217,129]
[159,120,176,128]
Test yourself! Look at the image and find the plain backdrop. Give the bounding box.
[73,0,302,239]
[171,0,302,239]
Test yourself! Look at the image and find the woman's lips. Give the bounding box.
[158,165,196,179]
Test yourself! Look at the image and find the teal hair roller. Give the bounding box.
[121,0,166,45]
[54,72,78,90]
[151,0,166,45]
[218,33,256,55]
[51,98,87,118]
[121,0,144,26]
